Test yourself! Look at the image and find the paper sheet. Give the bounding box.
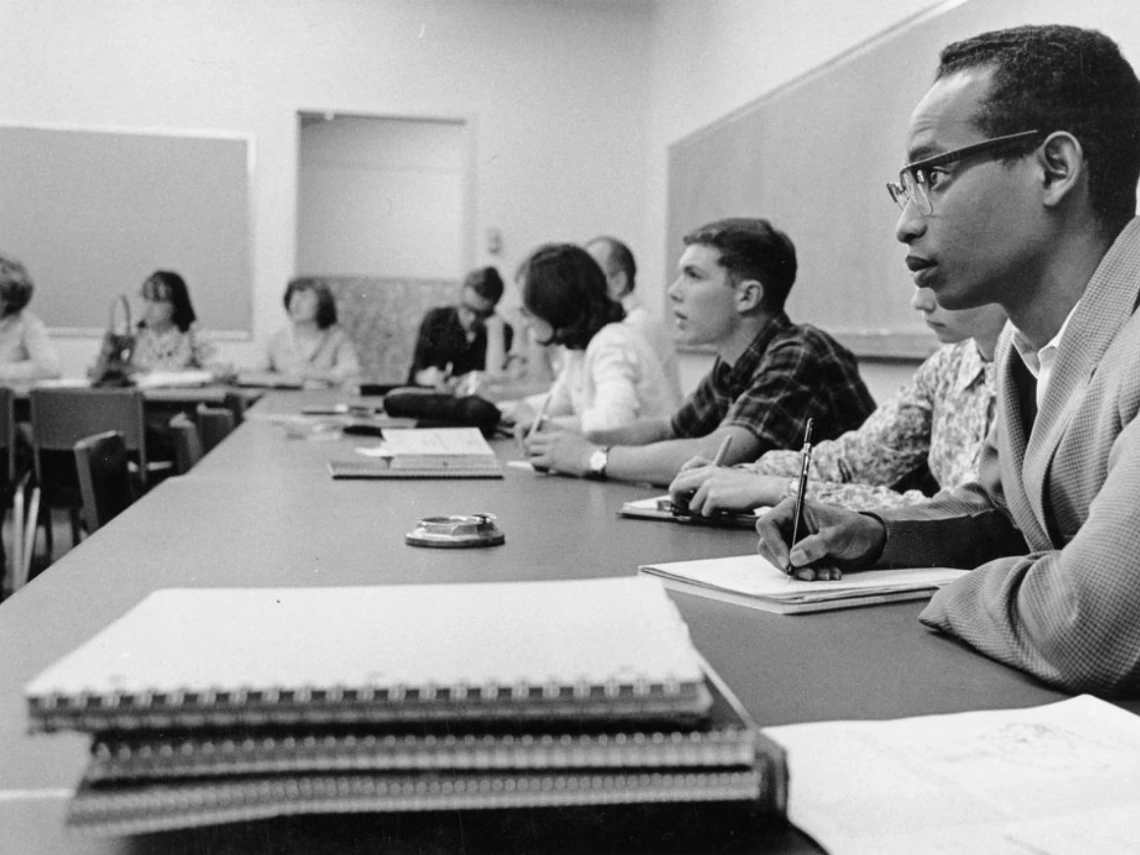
[765,695,1140,855]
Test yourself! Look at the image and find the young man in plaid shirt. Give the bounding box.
[524,217,875,486]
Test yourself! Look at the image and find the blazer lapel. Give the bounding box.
[1021,218,1140,539]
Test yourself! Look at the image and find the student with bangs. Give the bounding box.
[506,244,676,435]
[130,270,216,373]
[252,278,360,387]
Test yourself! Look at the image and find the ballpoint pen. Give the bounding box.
[711,434,733,467]
[526,393,552,441]
[786,418,815,578]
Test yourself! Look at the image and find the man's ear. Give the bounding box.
[1037,132,1085,209]
[734,278,765,313]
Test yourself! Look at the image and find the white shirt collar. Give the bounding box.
[1011,302,1080,408]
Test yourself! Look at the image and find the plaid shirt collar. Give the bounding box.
[711,312,792,395]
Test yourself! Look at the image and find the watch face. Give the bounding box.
[589,448,607,475]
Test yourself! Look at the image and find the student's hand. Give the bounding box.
[508,403,538,443]
[678,455,712,473]
[524,428,592,477]
[755,497,887,581]
[414,366,451,390]
[668,466,786,515]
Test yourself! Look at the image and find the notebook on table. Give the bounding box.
[70,659,784,834]
[640,554,968,615]
[26,577,786,835]
[329,426,503,479]
[27,578,711,733]
[620,495,764,529]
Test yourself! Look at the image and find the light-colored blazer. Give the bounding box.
[876,217,1140,696]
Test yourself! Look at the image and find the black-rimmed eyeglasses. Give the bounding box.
[886,130,1044,215]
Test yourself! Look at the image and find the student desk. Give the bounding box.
[1,390,1135,854]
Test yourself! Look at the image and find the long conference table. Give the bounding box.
[2,389,1135,854]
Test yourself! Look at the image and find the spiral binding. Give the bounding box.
[29,674,711,733]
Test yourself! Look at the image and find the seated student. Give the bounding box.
[524,217,876,486]
[757,25,1140,696]
[407,267,514,388]
[585,236,683,403]
[252,278,360,387]
[130,271,217,373]
[0,254,62,382]
[670,288,1007,513]
[505,244,678,434]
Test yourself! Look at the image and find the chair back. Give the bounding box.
[169,414,204,474]
[29,388,148,485]
[196,406,235,454]
[73,430,135,532]
[0,386,14,486]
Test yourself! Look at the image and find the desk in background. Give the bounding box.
[1,390,1135,854]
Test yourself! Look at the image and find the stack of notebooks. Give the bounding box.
[328,426,503,479]
[26,577,785,835]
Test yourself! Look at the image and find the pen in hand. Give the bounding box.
[786,418,815,578]
[526,394,552,442]
[711,434,733,468]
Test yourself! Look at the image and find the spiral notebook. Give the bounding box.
[66,658,785,835]
[27,578,711,733]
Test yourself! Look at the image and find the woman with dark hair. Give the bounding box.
[130,270,217,372]
[0,253,61,381]
[507,244,678,434]
[251,278,360,387]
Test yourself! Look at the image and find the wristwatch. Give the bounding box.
[585,446,610,480]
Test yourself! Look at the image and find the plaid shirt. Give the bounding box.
[670,312,875,453]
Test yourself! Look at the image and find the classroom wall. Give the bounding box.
[1,0,655,376]
[645,0,1140,396]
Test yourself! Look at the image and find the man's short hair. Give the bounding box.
[0,253,34,317]
[938,24,1140,226]
[463,267,505,304]
[586,236,637,293]
[682,218,797,313]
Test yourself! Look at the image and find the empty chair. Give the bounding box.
[28,387,156,555]
[74,431,136,533]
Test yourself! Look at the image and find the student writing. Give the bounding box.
[669,287,1006,513]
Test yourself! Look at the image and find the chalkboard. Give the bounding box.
[0,125,252,335]
[666,0,1064,358]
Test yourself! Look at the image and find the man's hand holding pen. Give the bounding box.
[755,498,887,581]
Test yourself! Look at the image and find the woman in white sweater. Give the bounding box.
[0,254,61,382]
[509,243,678,436]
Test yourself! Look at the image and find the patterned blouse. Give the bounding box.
[131,324,217,372]
[743,340,995,510]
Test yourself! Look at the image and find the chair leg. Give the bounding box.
[69,507,82,548]
[40,504,53,559]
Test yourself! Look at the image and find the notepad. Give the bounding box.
[764,695,1140,855]
[639,554,968,615]
[620,495,764,529]
[330,427,502,478]
[27,577,712,733]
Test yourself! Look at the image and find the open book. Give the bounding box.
[639,554,967,615]
[330,426,502,479]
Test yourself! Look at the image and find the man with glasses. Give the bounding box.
[758,25,1140,696]
[408,266,513,388]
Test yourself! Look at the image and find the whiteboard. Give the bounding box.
[0,124,252,335]
[665,0,1071,358]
